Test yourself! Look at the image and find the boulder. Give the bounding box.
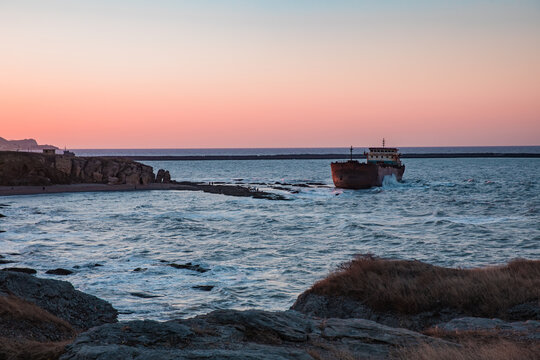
[46,268,74,276]
[155,169,165,183]
[61,309,452,360]
[0,271,117,331]
[163,170,171,183]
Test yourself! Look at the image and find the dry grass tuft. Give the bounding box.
[0,295,76,359]
[393,340,540,360]
[310,255,540,316]
[0,338,71,360]
[0,295,74,331]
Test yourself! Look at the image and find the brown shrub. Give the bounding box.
[310,255,540,316]
[393,340,540,360]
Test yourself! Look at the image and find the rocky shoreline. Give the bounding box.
[0,256,538,359]
[0,151,286,200]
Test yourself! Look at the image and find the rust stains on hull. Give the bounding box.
[331,161,405,189]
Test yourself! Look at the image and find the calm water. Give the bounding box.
[1,158,539,320]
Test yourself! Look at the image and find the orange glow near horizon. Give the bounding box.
[1,1,539,148]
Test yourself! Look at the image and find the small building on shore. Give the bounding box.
[43,148,56,155]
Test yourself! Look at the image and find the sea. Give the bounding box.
[1,147,539,321]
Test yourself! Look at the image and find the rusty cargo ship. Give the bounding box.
[331,143,405,189]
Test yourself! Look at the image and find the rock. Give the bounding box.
[130,292,161,299]
[0,294,77,344]
[169,262,209,273]
[506,301,540,320]
[0,271,117,331]
[2,267,37,274]
[0,151,156,186]
[55,156,73,175]
[0,260,17,264]
[434,317,540,341]
[155,169,165,183]
[291,292,462,332]
[193,285,214,291]
[61,309,452,360]
[163,170,171,183]
[107,176,120,185]
[46,268,74,276]
[133,267,147,272]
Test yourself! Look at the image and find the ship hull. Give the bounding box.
[331,161,405,189]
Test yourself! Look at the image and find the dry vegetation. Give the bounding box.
[393,340,540,360]
[0,295,76,360]
[310,255,540,316]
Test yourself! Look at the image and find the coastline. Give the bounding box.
[0,182,286,200]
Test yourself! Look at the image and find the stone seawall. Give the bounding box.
[0,151,154,186]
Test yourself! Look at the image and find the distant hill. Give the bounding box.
[0,137,58,151]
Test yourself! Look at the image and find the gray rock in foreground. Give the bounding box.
[61,309,452,360]
[0,271,117,330]
[434,317,540,341]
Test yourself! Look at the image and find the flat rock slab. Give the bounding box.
[0,271,117,331]
[435,317,540,340]
[61,309,452,360]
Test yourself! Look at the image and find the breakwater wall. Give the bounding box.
[116,153,540,161]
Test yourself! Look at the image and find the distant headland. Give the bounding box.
[0,137,58,151]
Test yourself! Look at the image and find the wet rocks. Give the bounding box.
[168,262,209,273]
[130,292,161,299]
[192,285,214,291]
[0,271,117,331]
[0,259,17,264]
[46,268,74,276]
[1,267,37,274]
[61,309,450,360]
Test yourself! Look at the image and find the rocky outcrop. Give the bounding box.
[0,271,117,331]
[60,309,452,360]
[155,169,171,183]
[0,151,155,186]
[291,292,467,332]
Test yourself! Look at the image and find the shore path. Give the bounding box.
[0,182,286,200]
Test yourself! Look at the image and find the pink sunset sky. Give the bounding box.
[1,1,539,148]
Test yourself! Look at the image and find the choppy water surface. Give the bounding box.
[1,158,539,320]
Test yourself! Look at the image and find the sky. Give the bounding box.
[1,0,539,148]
